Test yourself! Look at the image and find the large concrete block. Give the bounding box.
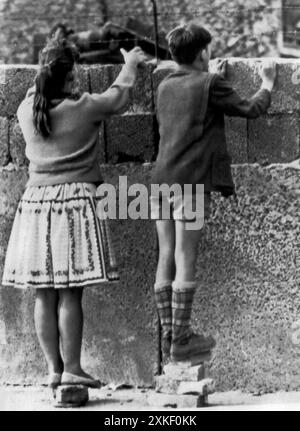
[89,64,153,113]
[194,163,300,392]
[105,114,156,163]
[0,117,9,166]
[226,58,300,114]
[248,115,300,164]
[9,117,27,167]
[80,163,158,387]
[225,117,248,163]
[0,168,28,218]
[0,66,38,117]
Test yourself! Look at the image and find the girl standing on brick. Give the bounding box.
[2,38,146,388]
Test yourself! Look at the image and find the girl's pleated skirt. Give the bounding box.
[2,182,119,289]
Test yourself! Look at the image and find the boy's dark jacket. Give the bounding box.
[151,69,271,197]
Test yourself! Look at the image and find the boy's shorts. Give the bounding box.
[150,192,211,221]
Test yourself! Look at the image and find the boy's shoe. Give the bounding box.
[170,332,216,362]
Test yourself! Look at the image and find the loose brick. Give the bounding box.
[155,375,215,396]
[54,385,89,408]
[248,114,300,164]
[155,375,181,394]
[0,66,37,117]
[9,117,27,167]
[225,117,248,163]
[163,363,206,381]
[0,117,9,166]
[169,351,213,368]
[105,114,156,163]
[177,378,215,396]
[147,392,202,409]
[89,64,153,113]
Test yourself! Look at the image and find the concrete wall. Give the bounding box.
[0,59,299,392]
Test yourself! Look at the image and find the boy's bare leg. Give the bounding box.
[171,221,215,361]
[155,220,176,282]
[34,289,63,375]
[155,220,176,359]
[174,220,202,282]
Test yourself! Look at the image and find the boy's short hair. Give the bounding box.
[167,23,212,65]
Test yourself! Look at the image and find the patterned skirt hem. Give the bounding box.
[2,274,120,289]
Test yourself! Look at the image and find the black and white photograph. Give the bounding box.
[0,0,299,416]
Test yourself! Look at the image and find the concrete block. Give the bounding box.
[105,114,156,163]
[77,65,90,94]
[0,168,28,218]
[225,58,261,101]
[9,117,27,167]
[89,64,153,113]
[248,115,300,164]
[0,117,9,166]
[225,58,300,114]
[147,392,203,409]
[0,66,38,117]
[177,378,215,396]
[54,385,89,408]
[163,362,206,381]
[225,117,248,163]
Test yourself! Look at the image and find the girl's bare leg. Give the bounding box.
[34,288,63,374]
[58,287,93,378]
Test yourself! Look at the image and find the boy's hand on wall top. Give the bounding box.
[259,59,277,91]
[121,47,147,69]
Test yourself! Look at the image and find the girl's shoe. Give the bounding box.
[47,372,62,389]
[61,372,102,389]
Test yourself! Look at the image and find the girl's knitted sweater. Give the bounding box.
[17,64,135,187]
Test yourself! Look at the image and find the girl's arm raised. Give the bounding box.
[87,47,147,119]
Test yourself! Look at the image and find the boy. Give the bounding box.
[151,23,277,362]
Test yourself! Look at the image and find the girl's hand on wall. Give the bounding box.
[120,47,147,69]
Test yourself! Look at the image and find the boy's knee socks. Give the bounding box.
[154,281,173,339]
[172,281,197,344]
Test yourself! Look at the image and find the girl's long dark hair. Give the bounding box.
[33,38,79,138]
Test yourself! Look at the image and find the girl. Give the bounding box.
[2,37,146,388]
